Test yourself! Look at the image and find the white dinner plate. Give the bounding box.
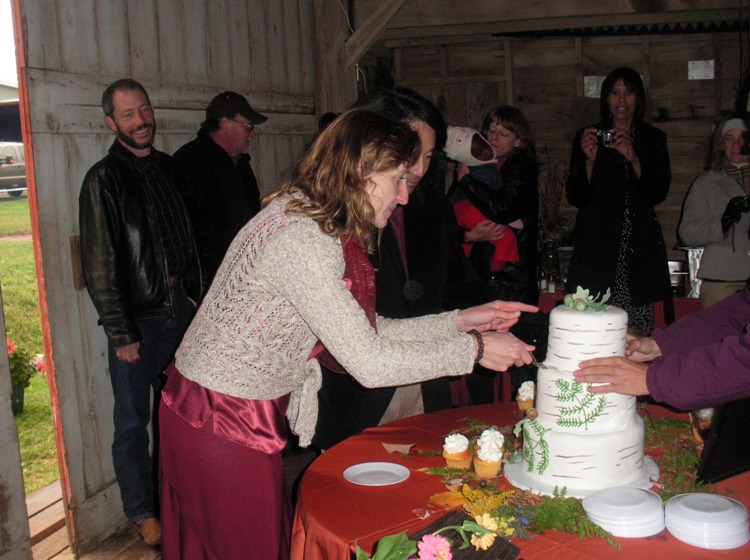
[343,462,410,486]
[595,517,665,538]
[588,508,664,527]
[583,487,663,519]
[667,522,750,550]
[666,494,748,524]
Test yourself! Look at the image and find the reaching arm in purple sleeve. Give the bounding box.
[647,284,750,410]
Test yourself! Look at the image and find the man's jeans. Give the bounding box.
[107,287,194,522]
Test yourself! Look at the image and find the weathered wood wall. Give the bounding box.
[17,0,317,554]
[383,30,745,260]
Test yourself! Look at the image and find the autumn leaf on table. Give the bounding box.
[380,442,416,454]
[411,509,436,520]
[427,490,467,511]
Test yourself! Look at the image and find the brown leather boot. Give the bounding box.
[134,517,161,546]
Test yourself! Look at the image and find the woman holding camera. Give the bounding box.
[566,66,672,334]
[679,115,750,308]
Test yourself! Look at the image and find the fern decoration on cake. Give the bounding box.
[554,379,607,430]
[557,396,607,429]
[554,378,585,402]
[523,419,551,475]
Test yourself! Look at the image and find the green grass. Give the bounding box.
[0,197,59,493]
[14,375,59,492]
[0,198,35,236]
[0,240,42,348]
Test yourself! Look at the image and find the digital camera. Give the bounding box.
[596,129,615,147]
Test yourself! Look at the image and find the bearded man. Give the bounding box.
[78,78,199,546]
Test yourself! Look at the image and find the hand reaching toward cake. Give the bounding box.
[455,300,539,333]
[625,335,662,362]
[573,356,650,397]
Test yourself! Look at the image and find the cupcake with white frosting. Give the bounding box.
[442,433,472,469]
[473,428,505,479]
[516,380,535,412]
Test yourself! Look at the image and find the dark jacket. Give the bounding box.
[173,130,261,296]
[455,150,540,306]
[566,121,672,308]
[375,190,501,316]
[79,141,198,348]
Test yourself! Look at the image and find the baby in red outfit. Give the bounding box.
[445,126,519,271]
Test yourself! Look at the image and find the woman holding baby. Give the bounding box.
[448,105,541,405]
[450,105,540,307]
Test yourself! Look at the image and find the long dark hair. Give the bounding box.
[264,109,420,250]
[599,67,647,124]
[355,87,448,202]
[355,87,447,150]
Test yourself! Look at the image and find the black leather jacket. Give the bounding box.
[79,141,200,348]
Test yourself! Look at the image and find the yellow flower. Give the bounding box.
[470,513,498,550]
[498,517,516,538]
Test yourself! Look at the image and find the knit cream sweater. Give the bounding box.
[175,195,477,445]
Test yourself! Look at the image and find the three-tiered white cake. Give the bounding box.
[506,289,655,496]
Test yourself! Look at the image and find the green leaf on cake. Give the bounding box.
[524,419,551,475]
[554,378,586,403]
[554,380,608,429]
[563,286,612,312]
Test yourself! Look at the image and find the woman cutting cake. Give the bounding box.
[157,108,536,560]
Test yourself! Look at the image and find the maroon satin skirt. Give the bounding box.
[159,363,292,559]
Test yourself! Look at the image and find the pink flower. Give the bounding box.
[417,534,452,560]
[36,361,46,373]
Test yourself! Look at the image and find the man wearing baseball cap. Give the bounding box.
[174,91,268,298]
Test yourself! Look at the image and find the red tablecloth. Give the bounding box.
[290,403,750,560]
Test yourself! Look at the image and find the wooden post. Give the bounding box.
[313,0,358,115]
[0,288,33,560]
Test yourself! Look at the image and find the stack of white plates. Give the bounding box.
[665,493,750,550]
[582,487,665,538]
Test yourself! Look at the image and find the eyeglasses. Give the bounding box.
[230,118,255,132]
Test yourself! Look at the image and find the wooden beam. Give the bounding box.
[379,9,749,45]
[504,40,513,105]
[346,0,408,68]
[575,37,583,98]
[353,0,741,30]
[397,75,505,87]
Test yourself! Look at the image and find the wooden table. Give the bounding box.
[290,403,750,560]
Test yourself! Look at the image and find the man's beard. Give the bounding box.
[115,122,156,151]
